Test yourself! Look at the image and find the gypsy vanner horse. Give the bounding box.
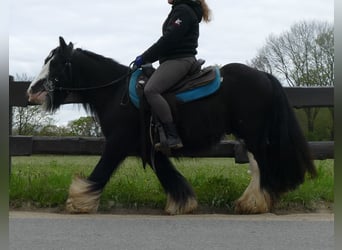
[27,37,316,214]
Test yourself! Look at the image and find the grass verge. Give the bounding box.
[10,156,334,213]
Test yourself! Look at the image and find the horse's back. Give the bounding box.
[221,63,273,105]
[221,63,272,87]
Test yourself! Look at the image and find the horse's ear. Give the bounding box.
[59,36,67,49]
[59,37,73,57]
[68,42,74,50]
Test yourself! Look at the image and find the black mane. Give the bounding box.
[75,48,121,66]
[68,49,129,117]
[73,48,129,76]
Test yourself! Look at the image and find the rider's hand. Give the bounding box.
[134,55,144,68]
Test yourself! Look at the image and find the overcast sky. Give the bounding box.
[9,0,334,125]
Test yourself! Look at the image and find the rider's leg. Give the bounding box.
[144,57,195,148]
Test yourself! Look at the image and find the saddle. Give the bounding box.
[129,59,221,108]
[129,60,222,157]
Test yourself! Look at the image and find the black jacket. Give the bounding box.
[141,0,203,64]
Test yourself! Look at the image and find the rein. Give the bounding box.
[46,61,136,92]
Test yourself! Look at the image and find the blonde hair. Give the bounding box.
[199,0,212,22]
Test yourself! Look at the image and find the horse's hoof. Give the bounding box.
[165,195,198,215]
[235,189,272,214]
[65,176,101,214]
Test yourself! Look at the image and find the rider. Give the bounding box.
[134,0,211,149]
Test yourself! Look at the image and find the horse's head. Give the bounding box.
[27,36,74,111]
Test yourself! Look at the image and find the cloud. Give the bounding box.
[10,0,334,74]
[9,0,334,125]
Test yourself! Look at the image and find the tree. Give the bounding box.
[12,106,55,135]
[38,124,73,136]
[249,21,334,138]
[68,116,102,137]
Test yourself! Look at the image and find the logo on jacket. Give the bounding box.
[174,18,182,26]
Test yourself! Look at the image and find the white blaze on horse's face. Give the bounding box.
[27,55,54,104]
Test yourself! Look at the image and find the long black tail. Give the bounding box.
[259,73,316,195]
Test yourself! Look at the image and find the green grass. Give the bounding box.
[278,160,334,211]
[10,156,334,213]
[295,108,334,141]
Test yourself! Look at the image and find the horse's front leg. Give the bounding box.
[235,152,272,214]
[66,139,127,213]
[151,152,198,215]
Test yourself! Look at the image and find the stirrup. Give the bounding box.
[168,140,183,149]
[154,140,183,150]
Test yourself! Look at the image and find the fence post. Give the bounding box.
[9,75,13,175]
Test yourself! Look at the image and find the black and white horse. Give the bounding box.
[27,37,316,214]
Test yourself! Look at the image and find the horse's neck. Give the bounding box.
[73,50,128,87]
[72,50,128,115]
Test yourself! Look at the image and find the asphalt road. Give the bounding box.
[9,212,334,250]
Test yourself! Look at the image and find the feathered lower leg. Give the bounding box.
[235,152,272,214]
[66,176,102,214]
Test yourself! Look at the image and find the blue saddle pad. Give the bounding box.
[129,66,221,108]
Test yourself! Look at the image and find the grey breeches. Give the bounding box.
[144,57,196,123]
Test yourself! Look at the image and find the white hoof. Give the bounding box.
[235,188,272,214]
[165,195,198,215]
[66,176,101,214]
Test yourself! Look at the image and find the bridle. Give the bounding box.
[41,60,137,107]
[43,61,136,92]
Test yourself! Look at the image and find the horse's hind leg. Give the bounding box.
[235,152,272,214]
[151,152,197,215]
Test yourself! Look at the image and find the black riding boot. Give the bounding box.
[163,122,183,149]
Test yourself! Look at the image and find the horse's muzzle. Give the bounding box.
[27,79,48,104]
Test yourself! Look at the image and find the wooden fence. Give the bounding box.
[9,77,334,163]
